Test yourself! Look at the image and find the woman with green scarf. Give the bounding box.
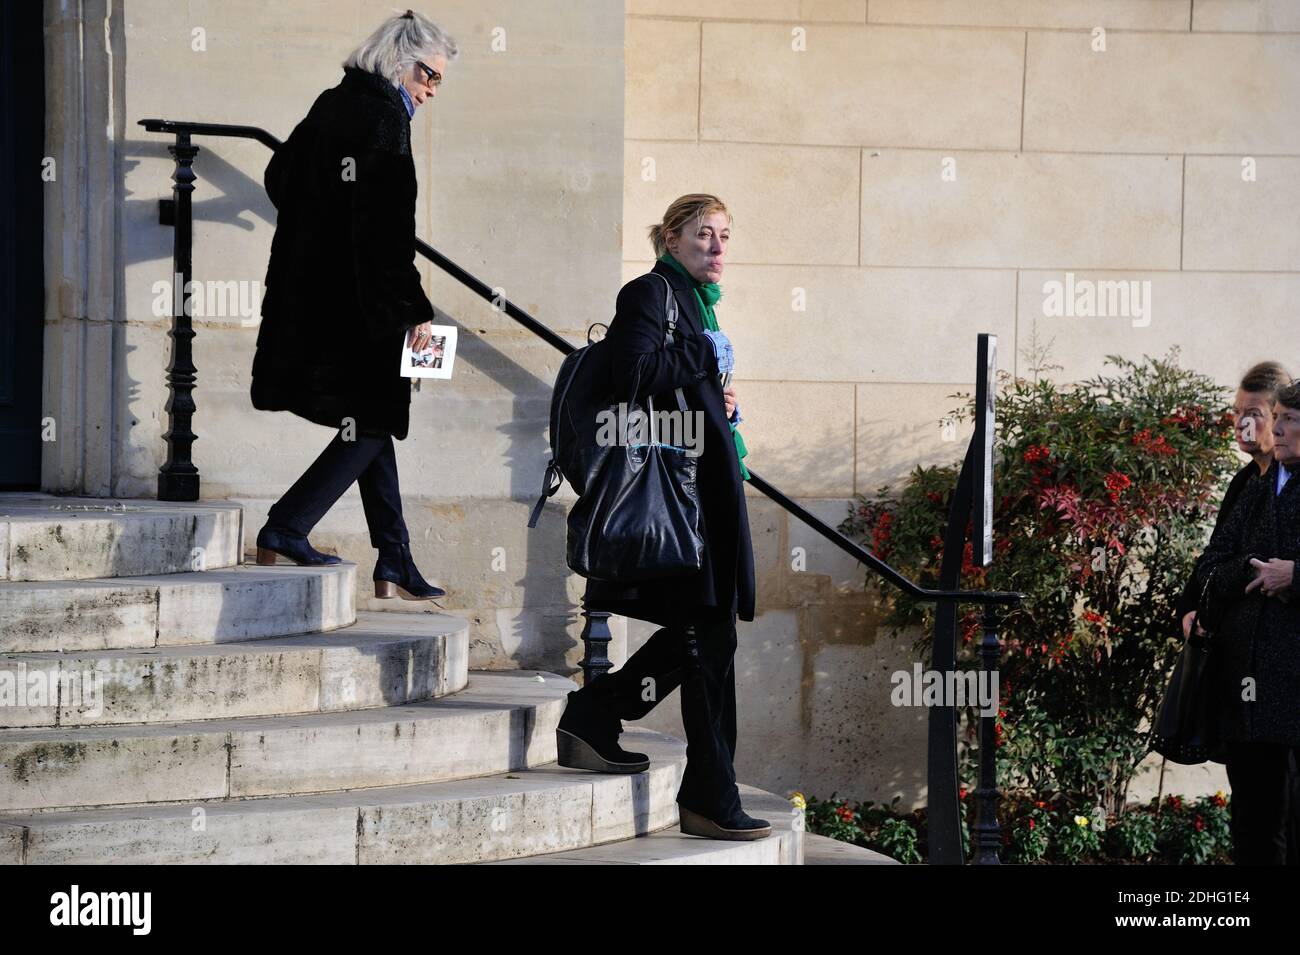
[556,194,767,842]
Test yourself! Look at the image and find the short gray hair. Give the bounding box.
[1276,380,1300,414]
[344,9,459,87]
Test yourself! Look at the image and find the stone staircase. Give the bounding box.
[0,495,888,865]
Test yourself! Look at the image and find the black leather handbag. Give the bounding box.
[565,275,705,582]
[1152,568,1227,765]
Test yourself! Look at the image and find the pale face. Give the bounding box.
[666,211,730,284]
[1233,388,1277,455]
[1271,404,1300,467]
[400,53,446,109]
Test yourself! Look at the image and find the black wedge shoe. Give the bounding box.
[373,541,446,600]
[678,803,772,841]
[255,524,343,566]
[556,689,649,773]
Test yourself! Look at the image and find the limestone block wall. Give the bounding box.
[86,2,625,671]
[621,0,1299,806]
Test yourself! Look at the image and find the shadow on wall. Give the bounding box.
[124,134,970,686]
[120,140,277,270]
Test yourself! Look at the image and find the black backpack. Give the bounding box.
[527,274,680,529]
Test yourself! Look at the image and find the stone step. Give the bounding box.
[486,785,803,865]
[0,611,469,729]
[0,729,686,864]
[0,670,568,813]
[0,563,356,653]
[0,495,243,582]
[804,833,900,864]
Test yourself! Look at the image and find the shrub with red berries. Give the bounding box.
[840,351,1238,822]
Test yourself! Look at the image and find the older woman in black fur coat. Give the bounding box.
[251,10,455,600]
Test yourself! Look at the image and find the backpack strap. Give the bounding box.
[528,346,593,529]
[551,346,590,468]
[650,273,690,415]
[527,460,562,529]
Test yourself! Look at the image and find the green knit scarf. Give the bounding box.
[659,252,750,479]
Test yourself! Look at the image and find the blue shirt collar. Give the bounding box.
[397,84,415,119]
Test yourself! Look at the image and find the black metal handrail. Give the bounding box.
[140,118,1023,864]
[140,118,281,151]
[136,117,1019,607]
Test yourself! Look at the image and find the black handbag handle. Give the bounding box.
[1189,566,1218,643]
[537,273,697,527]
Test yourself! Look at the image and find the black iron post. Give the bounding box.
[973,602,1003,864]
[578,601,614,684]
[157,131,200,501]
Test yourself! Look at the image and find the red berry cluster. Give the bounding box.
[1104,471,1132,503]
[1131,428,1175,456]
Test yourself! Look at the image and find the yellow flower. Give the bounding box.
[1215,790,1225,800]
[790,792,807,810]
[1074,815,1089,827]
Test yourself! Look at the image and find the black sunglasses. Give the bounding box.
[415,60,442,88]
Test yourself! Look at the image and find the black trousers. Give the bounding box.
[586,605,742,820]
[1225,741,1300,865]
[266,427,409,548]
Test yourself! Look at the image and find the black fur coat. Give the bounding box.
[252,67,433,440]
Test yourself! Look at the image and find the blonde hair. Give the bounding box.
[648,194,732,257]
[344,9,459,87]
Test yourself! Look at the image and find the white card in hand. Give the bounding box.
[399,324,457,380]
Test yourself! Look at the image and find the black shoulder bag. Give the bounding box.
[1151,568,1227,765]
[565,274,705,582]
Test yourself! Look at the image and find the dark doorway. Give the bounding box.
[0,0,45,489]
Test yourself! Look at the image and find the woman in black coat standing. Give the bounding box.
[555,194,769,841]
[1177,361,1291,638]
[1197,379,1300,864]
[251,10,455,600]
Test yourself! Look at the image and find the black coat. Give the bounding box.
[252,67,433,440]
[1173,461,1258,624]
[1197,458,1300,746]
[582,260,757,628]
